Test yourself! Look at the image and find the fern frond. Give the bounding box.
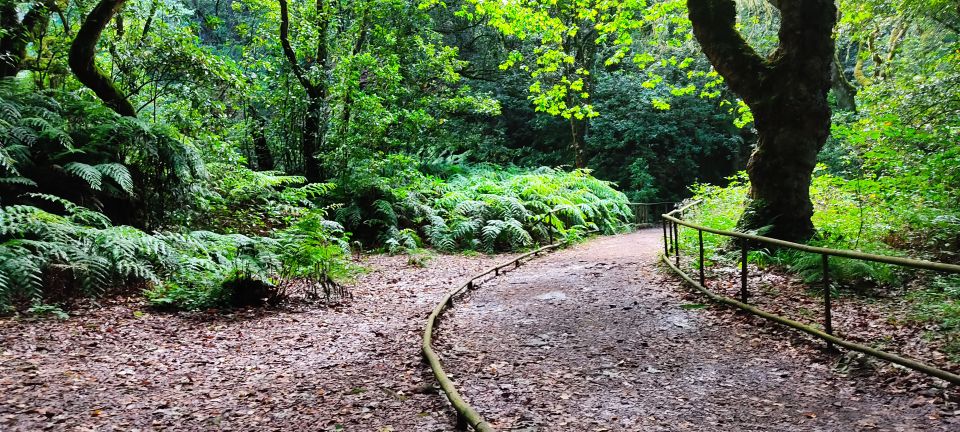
[63,162,103,190]
[95,163,134,194]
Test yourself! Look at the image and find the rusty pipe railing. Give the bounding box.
[660,201,960,385]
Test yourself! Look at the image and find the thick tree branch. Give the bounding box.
[687,0,769,104]
[69,0,136,116]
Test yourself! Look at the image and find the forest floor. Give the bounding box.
[1,230,958,431]
[437,230,959,431]
[0,252,517,431]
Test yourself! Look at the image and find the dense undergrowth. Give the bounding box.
[329,156,632,254]
[0,87,630,313]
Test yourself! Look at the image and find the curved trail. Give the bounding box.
[435,230,955,431]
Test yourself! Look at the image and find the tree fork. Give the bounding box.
[688,0,836,242]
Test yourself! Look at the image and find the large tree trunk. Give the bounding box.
[69,0,136,117]
[688,0,836,242]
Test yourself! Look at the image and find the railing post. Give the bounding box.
[673,221,680,266]
[698,229,705,287]
[670,220,675,255]
[662,218,669,255]
[740,241,749,303]
[548,213,554,244]
[823,253,833,350]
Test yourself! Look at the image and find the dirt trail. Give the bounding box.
[436,230,957,431]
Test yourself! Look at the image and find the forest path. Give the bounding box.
[436,229,955,431]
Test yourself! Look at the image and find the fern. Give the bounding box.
[371,199,398,227]
[333,162,631,253]
[96,163,134,194]
[63,162,103,190]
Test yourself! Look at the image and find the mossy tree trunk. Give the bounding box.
[69,0,136,117]
[1,0,56,78]
[688,0,837,242]
[831,50,857,112]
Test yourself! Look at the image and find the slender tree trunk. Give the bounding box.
[278,0,329,182]
[567,22,595,169]
[303,97,326,181]
[248,105,274,170]
[831,49,857,112]
[570,117,586,169]
[69,0,136,117]
[688,0,837,242]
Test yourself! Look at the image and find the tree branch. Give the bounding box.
[68,0,136,117]
[687,0,769,104]
[277,0,316,96]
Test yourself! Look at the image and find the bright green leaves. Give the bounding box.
[462,0,745,123]
[499,50,525,70]
[529,74,597,119]
[650,98,670,110]
[466,0,638,120]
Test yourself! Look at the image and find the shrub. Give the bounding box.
[679,168,903,287]
[0,198,355,313]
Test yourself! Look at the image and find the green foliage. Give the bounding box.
[0,199,164,312]
[0,197,354,312]
[0,80,206,228]
[785,253,897,287]
[198,163,334,235]
[908,274,960,358]
[273,210,354,301]
[585,71,750,201]
[146,210,354,310]
[679,170,903,287]
[329,155,632,253]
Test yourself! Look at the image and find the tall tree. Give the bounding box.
[687,0,837,242]
[277,0,330,182]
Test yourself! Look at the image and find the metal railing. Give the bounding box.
[424,222,601,431]
[661,200,960,384]
[628,202,676,227]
